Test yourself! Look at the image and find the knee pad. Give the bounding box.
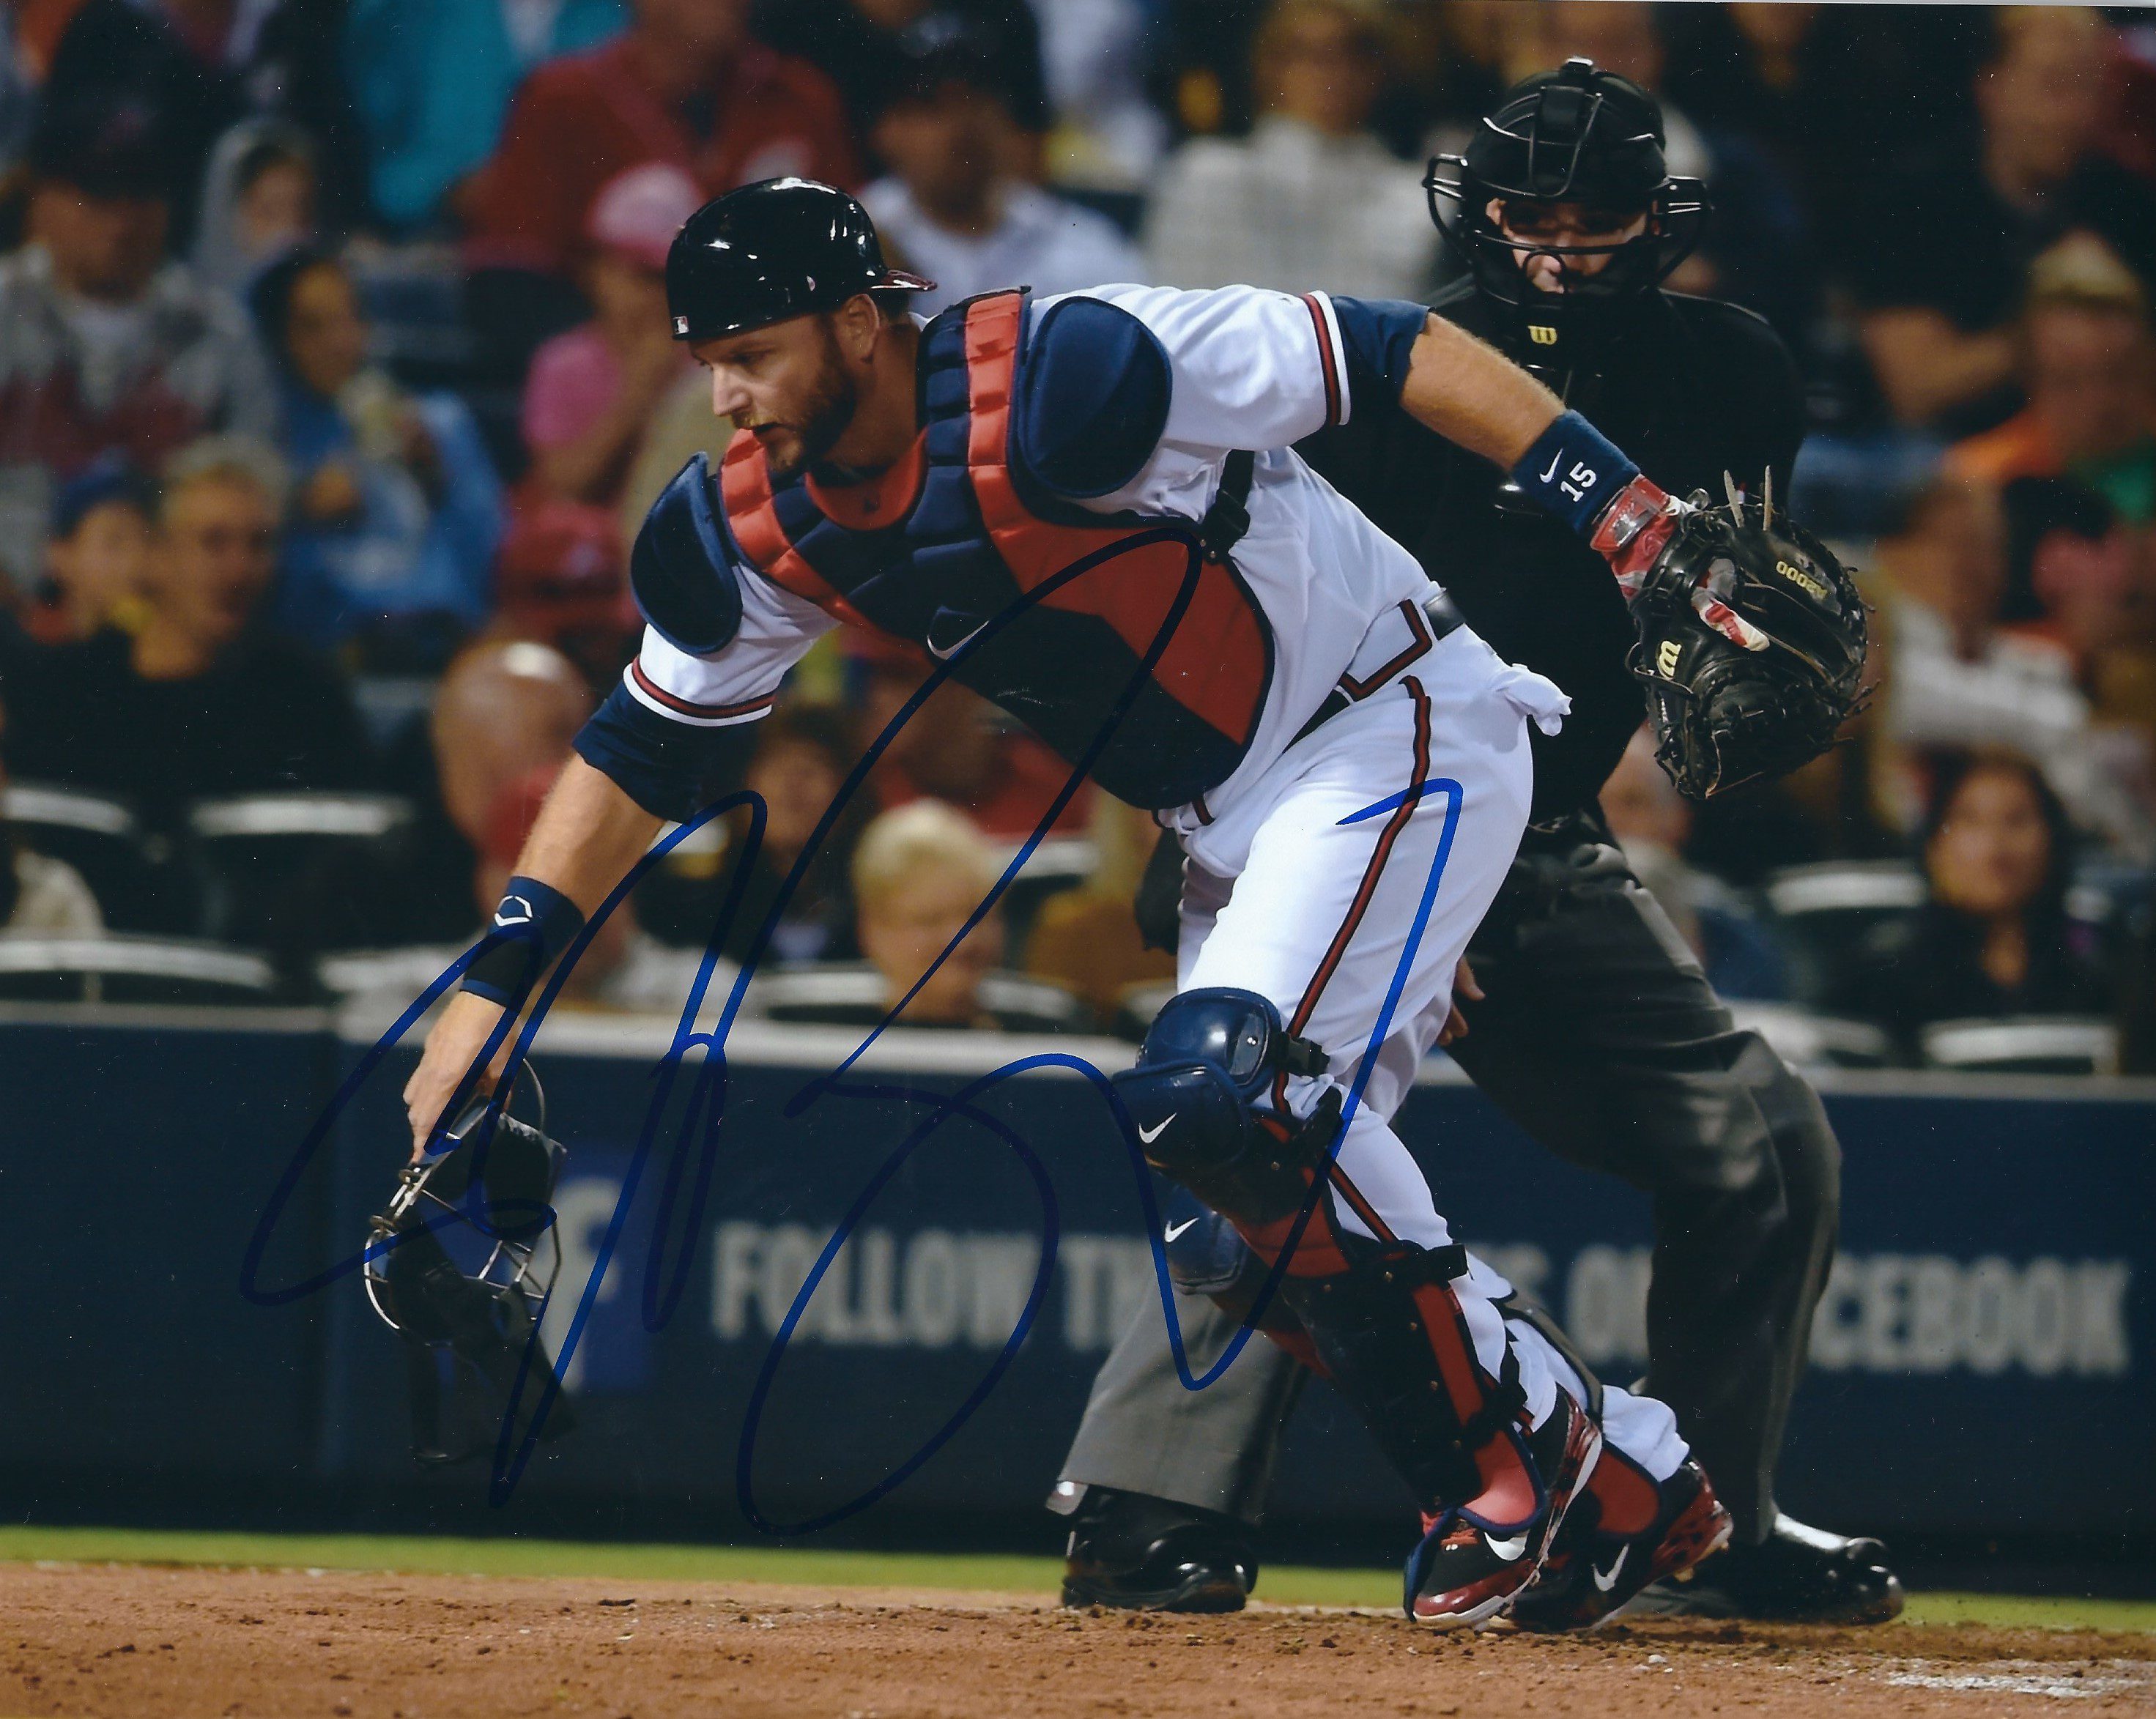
[1111,987,1332,1224]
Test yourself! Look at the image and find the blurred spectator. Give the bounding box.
[466,0,858,281]
[280,638,593,956]
[851,798,1039,1029]
[853,643,1092,839]
[640,705,862,964]
[520,163,700,509]
[36,1,245,243]
[1946,237,2156,524]
[191,119,318,298]
[1032,0,1166,191]
[17,453,154,645]
[2004,481,2156,825]
[1831,749,2108,1050]
[1599,727,1789,1003]
[342,0,627,231]
[0,691,105,935]
[1874,472,2148,853]
[1875,476,2085,794]
[861,17,1142,317]
[1142,0,1434,300]
[250,247,505,663]
[0,91,277,595]
[752,0,1047,144]
[1659,4,1989,218]
[0,436,374,827]
[492,502,640,690]
[1023,795,1175,1027]
[1844,7,2156,434]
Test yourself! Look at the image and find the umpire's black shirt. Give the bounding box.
[1297,279,1804,821]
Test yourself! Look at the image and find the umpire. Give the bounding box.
[1051,59,1900,1625]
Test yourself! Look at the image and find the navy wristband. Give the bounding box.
[460,876,588,1006]
[1510,410,1640,538]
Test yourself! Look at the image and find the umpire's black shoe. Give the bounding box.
[1058,1488,1257,1613]
[1629,1514,1905,1625]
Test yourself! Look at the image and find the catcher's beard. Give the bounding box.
[752,322,861,480]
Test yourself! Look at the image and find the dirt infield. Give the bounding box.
[4,1563,2152,1718]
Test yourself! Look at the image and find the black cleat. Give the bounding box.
[1059,1488,1257,1613]
[1629,1514,1905,1625]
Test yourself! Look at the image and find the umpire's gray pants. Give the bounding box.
[1056,839,1840,1546]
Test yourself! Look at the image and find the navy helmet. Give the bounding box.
[666,177,936,343]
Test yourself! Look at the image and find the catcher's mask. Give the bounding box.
[1425,58,1705,350]
[364,1068,578,1465]
[1634,480,1870,801]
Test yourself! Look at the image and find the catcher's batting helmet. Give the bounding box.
[667,177,936,343]
[1424,59,1705,328]
[1631,483,1870,801]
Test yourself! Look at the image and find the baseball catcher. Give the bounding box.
[402,168,1782,1630]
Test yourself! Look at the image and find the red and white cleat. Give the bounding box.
[1404,1389,1602,1628]
[1510,1452,1734,1633]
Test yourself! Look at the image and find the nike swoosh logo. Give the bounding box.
[1592,1545,1629,1592]
[1483,1533,1530,1562]
[1136,1115,1176,1146]
[1163,1218,1199,1243]
[927,618,991,661]
[1538,450,1563,484]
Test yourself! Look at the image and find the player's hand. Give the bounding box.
[1435,957,1484,1047]
[402,990,514,1161]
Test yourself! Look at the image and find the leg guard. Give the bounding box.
[1292,1242,1533,1516]
[1115,989,1535,1519]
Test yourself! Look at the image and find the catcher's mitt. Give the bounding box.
[1629,479,1868,800]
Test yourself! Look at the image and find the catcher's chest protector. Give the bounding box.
[718,289,1275,810]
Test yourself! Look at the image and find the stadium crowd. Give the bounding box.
[0,0,2152,1074]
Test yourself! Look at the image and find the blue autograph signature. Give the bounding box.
[240,527,1464,1531]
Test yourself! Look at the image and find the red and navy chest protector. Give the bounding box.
[717,290,1275,810]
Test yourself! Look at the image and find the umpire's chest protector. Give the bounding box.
[718,289,1275,810]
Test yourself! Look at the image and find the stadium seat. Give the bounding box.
[1760,861,1927,1005]
[2,781,164,930]
[0,935,278,1004]
[1725,1002,1896,1070]
[749,962,1085,1034]
[1919,1016,2119,1077]
[188,793,418,948]
[985,833,1096,960]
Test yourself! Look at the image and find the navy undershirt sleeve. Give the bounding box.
[574,681,749,825]
[1327,295,1433,410]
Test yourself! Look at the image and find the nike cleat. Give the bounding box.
[1626,1514,1904,1625]
[1511,1453,1733,1633]
[1059,1487,1258,1613]
[1404,1389,1601,1628]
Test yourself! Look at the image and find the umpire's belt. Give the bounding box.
[1292,591,1467,749]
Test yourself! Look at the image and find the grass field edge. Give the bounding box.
[0,1525,2149,1633]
